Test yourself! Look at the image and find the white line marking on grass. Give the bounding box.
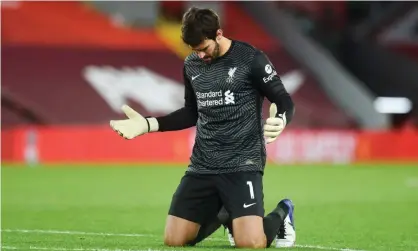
[1,229,152,237]
[2,229,368,251]
[295,244,368,251]
[2,246,368,251]
[2,246,181,251]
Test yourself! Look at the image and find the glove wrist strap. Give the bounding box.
[277,112,287,127]
[145,117,159,132]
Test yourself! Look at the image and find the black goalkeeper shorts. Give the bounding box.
[168,171,265,225]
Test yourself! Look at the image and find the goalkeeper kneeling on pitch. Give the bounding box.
[110,6,296,249]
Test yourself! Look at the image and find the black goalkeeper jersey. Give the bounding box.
[179,40,292,174]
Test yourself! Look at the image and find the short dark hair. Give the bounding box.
[181,7,220,47]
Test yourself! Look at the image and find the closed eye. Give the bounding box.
[193,45,209,52]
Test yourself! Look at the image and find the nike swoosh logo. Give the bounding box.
[243,203,256,208]
[191,74,200,81]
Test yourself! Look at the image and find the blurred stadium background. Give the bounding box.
[1,1,418,251]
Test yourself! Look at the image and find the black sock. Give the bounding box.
[263,201,289,247]
[186,207,229,246]
[186,219,222,246]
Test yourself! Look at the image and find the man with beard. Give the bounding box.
[109,7,296,249]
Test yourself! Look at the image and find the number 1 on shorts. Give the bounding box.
[246,181,255,199]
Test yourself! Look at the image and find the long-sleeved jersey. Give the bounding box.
[156,40,294,174]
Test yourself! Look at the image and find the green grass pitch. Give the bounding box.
[2,163,418,251]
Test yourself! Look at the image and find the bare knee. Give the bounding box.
[233,215,266,249]
[164,215,200,247]
[235,237,266,248]
[164,230,187,247]
[164,234,187,247]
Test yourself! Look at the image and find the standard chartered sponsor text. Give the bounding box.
[196,90,224,107]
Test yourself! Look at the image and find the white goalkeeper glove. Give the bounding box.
[109,105,159,140]
[264,103,287,144]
